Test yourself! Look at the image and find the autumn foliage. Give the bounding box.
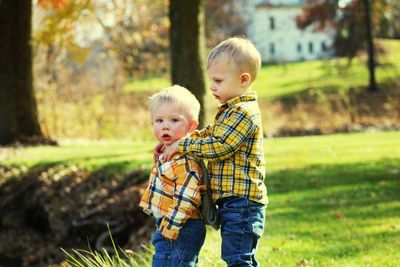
[297,0,399,59]
[38,0,68,10]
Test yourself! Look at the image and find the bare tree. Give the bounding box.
[363,0,377,92]
[0,0,43,145]
[169,0,207,126]
[297,0,380,92]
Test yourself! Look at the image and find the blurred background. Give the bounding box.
[0,0,399,266]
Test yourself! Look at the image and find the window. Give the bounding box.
[308,42,314,53]
[297,43,302,53]
[321,41,327,51]
[270,43,275,55]
[269,17,275,30]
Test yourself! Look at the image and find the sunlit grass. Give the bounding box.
[0,139,154,173]
[61,224,153,267]
[264,131,400,172]
[1,131,399,266]
[123,39,400,100]
[123,75,170,93]
[254,39,400,99]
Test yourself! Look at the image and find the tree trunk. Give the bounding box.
[169,0,206,127]
[0,0,43,145]
[363,0,378,92]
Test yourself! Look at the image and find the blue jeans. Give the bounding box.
[151,218,206,267]
[217,196,266,267]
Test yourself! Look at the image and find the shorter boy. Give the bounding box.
[163,37,268,266]
[139,85,205,267]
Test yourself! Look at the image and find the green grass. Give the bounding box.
[62,224,153,267]
[123,39,400,100]
[262,131,400,266]
[201,131,400,266]
[0,139,153,174]
[254,39,400,99]
[123,75,170,93]
[1,131,399,266]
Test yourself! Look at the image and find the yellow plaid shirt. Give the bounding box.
[179,92,268,204]
[139,153,203,240]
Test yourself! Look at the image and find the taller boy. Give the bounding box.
[163,37,268,266]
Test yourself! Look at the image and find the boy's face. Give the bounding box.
[207,58,250,104]
[152,102,198,146]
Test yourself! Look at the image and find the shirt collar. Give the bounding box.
[219,91,258,110]
[156,151,185,165]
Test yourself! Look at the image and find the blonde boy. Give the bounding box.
[163,37,268,266]
[139,85,205,267]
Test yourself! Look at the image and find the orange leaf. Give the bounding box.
[38,0,68,10]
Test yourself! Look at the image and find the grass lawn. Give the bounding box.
[0,139,153,174]
[1,131,399,266]
[200,131,400,267]
[124,39,400,100]
[254,39,400,99]
[259,131,400,266]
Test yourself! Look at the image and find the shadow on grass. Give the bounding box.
[269,158,400,194]
[1,154,399,265]
[268,158,399,217]
[266,158,400,261]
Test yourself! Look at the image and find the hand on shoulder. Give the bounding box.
[161,140,180,162]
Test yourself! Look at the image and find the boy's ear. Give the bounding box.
[188,119,199,132]
[240,72,251,86]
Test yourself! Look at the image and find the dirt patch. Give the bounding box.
[0,166,155,267]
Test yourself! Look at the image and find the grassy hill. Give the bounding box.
[121,39,400,138]
[255,39,400,99]
[124,39,400,100]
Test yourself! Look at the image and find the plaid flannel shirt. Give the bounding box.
[139,153,202,240]
[179,92,268,205]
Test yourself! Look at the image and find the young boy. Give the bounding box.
[139,85,206,267]
[162,37,269,266]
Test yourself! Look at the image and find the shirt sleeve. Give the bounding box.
[178,107,257,162]
[159,157,202,240]
[189,125,212,139]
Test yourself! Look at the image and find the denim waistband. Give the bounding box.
[216,196,245,206]
[155,217,203,227]
[216,196,265,207]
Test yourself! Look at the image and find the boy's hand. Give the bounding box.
[153,143,165,162]
[161,140,180,162]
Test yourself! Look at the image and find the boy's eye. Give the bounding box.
[214,79,222,83]
[155,119,163,123]
[171,118,179,123]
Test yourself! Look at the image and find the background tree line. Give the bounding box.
[1,0,399,145]
[0,0,246,145]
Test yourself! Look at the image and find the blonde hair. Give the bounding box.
[148,85,200,120]
[207,37,261,83]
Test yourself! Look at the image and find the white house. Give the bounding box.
[239,0,335,62]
